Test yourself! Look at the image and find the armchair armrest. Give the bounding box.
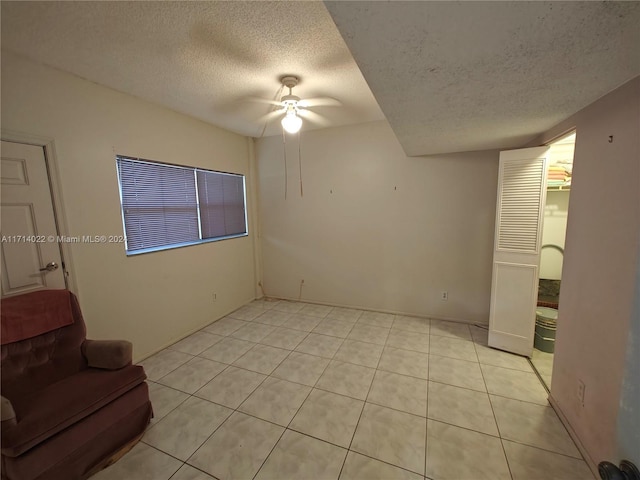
[1,395,17,427]
[82,339,132,370]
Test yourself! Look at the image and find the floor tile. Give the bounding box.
[531,348,554,388]
[228,304,264,321]
[425,420,511,480]
[273,301,305,314]
[377,346,429,379]
[481,364,548,405]
[147,381,190,425]
[429,335,478,362]
[199,337,255,364]
[144,396,232,461]
[253,309,292,326]
[386,329,430,353]
[339,451,423,480]
[230,323,276,342]
[430,319,472,341]
[271,351,330,386]
[351,403,426,475]
[392,315,430,335]
[232,344,289,374]
[168,331,224,355]
[502,440,594,480]
[92,442,182,480]
[157,356,227,394]
[326,307,363,323]
[202,317,248,336]
[316,360,375,400]
[300,303,334,318]
[170,464,217,480]
[250,298,280,311]
[259,327,308,350]
[491,395,580,457]
[333,339,384,368]
[195,366,266,408]
[476,344,532,372]
[347,324,390,345]
[429,355,486,391]
[189,412,284,480]
[140,349,193,381]
[255,430,347,480]
[281,313,323,332]
[289,389,364,447]
[295,332,344,358]
[427,381,498,436]
[239,377,311,426]
[358,311,395,328]
[367,370,427,416]
[312,318,355,338]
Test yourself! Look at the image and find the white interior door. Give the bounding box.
[489,146,549,356]
[1,140,67,297]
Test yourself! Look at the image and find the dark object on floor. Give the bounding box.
[1,289,153,480]
[599,460,640,480]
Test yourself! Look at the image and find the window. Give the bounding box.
[116,156,247,255]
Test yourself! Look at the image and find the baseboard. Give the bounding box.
[548,394,599,479]
[267,294,487,327]
[134,297,256,363]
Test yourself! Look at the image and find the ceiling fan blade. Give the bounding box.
[299,97,342,108]
[244,96,283,107]
[257,109,285,124]
[298,109,331,127]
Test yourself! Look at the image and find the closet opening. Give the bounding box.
[531,130,575,389]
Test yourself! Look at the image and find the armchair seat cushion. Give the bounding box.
[1,364,146,457]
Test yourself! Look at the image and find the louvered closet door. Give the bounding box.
[488,146,549,356]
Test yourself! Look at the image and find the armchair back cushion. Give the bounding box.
[1,290,88,399]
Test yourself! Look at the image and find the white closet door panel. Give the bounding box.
[489,146,549,357]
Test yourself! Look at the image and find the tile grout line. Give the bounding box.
[472,337,515,480]
[249,313,339,480]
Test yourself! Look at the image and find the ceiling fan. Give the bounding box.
[256,76,341,134]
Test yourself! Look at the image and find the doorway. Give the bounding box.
[1,139,69,297]
[530,131,575,388]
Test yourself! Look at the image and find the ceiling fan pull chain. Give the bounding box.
[299,131,303,197]
[282,128,288,200]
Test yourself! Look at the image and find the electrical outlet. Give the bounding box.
[441,291,448,301]
[577,379,586,406]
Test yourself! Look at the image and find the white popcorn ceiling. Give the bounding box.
[2,1,639,155]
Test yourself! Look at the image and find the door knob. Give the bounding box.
[39,262,59,272]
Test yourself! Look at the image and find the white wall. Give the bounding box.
[540,191,569,280]
[531,76,640,470]
[1,51,258,360]
[257,121,498,324]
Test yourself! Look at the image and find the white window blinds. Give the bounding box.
[197,170,247,239]
[116,156,247,255]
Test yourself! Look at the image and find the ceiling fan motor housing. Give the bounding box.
[281,76,299,89]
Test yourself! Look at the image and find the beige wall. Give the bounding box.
[257,121,498,323]
[531,77,640,469]
[1,52,258,360]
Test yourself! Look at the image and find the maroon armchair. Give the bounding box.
[1,290,152,480]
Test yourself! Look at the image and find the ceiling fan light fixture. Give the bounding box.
[281,111,302,134]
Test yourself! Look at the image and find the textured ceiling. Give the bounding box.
[1,1,384,138]
[326,1,640,155]
[2,2,639,155]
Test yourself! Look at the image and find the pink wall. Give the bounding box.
[530,77,640,468]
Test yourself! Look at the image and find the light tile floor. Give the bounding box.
[93,299,594,480]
